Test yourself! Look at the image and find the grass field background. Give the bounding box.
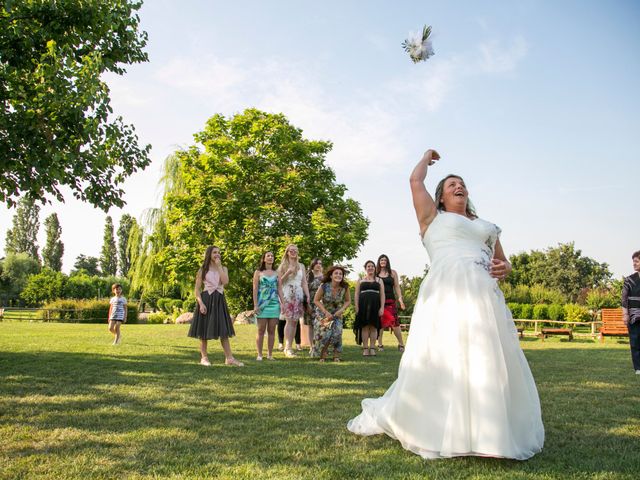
[1,322,638,479]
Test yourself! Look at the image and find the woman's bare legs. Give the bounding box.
[266,318,277,358]
[284,318,298,356]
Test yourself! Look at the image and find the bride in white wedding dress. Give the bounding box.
[347,149,544,460]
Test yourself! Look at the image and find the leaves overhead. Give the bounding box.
[0,0,151,209]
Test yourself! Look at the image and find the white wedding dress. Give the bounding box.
[347,212,544,460]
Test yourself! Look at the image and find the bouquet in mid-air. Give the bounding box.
[402,25,434,63]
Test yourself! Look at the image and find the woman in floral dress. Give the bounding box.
[313,265,351,362]
[278,244,310,357]
[304,258,324,356]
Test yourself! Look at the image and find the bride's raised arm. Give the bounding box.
[409,149,440,237]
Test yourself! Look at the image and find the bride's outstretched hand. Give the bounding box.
[422,149,440,166]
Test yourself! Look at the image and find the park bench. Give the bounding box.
[599,308,628,343]
[538,327,573,341]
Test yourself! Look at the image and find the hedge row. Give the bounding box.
[507,303,591,322]
[37,299,139,324]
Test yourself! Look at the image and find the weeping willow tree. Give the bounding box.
[127,152,187,304]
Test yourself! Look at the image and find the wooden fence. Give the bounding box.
[0,308,611,340]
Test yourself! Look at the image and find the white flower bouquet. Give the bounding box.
[402,25,435,63]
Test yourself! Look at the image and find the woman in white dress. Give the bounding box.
[347,149,544,460]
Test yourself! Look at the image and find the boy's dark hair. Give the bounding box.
[632,251,640,261]
[111,283,122,293]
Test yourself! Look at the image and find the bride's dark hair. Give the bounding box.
[434,174,477,219]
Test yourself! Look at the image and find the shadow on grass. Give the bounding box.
[1,345,639,478]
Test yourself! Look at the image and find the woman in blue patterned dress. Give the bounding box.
[313,265,351,362]
[252,251,282,361]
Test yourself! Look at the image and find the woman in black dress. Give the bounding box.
[354,260,385,356]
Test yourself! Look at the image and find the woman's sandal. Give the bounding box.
[225,358,245,367]
[369,348,376,356]
[333,357,341,362]
[362,347,370,356]
[378,344,384,351]
[319,358,326,363]
[398,345,405,353]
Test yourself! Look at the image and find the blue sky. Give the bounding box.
[1,0,639,279]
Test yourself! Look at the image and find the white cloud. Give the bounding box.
[417,58,458,112]
[150,55,410,173]
[478,36,528,73]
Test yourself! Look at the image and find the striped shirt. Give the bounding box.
[622,272,640,324]
[109,296,128,320]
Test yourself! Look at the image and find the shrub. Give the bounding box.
[169,299,184,312]
[342,307,355,329]
[563,303,590,323]
[547,304,565,321]
[504,285,532,304]
[532,304,548,320]
[157,298,170,313]
[140,289,163,311]
[36,299,139,323]
[64,273,95,299]
[36,299,79,322]
[183,295,196,312]
[21,269,67,306]
[507,303,521,318]
[75,299,110,323]
[125,302,139,323]
[585,289,620,310]
[529,284,567,305]
[519,304,533,320]
[146,312,167,324]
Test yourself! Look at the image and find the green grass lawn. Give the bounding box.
[0,322,638,480]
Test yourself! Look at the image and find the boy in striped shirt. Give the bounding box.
[108,283,128,345]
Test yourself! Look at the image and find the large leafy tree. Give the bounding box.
[0,252,40,304]
[507,242,612,301]
[117,214,135,276]
[0,0,151,208]
[5,196,40,260]
[100,216,117,276]
[42,213,64,271]
[20,268,66,306]
[157,109,369,311]
[73,254,101,276]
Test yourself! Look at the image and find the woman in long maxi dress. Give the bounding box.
[312,265,351,362]
[347,149,544,460]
